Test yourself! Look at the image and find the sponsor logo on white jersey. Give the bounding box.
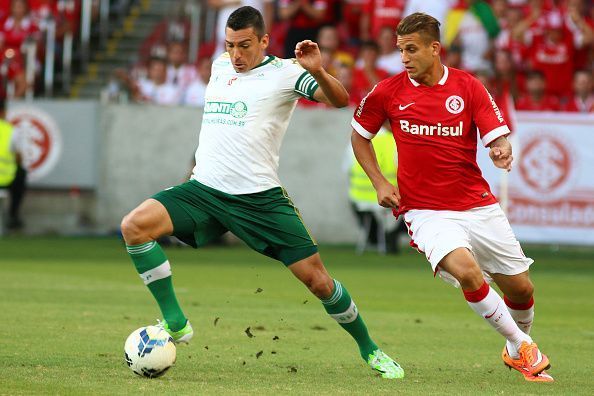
[445,95,464,114]
[204,101,248,118]
[400,120,464,136]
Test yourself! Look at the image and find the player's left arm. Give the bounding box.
[488,136,513,172]
[294,40,349,108]
[472,78,512,171]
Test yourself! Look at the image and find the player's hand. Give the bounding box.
[489,145,513,172]
[376,181,400,209]
[294,40,322,74]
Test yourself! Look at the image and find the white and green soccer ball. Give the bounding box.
[124,325,176,378]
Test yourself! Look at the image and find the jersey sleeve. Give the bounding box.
[281,59,320,101]
[350,83,387,140]
[471,78,510,147]
[293,70,319,101]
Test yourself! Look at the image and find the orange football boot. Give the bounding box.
[521,370,554,383]
[502,344,553,382]
[518,341,551,375]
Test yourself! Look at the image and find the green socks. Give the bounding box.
[126,241,187,331]
[321,279,378,360]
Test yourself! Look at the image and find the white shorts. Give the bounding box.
[403,204,533,287]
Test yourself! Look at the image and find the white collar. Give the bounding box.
[408,65,449,87]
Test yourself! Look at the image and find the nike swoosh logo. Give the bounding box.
[399,102,415,110]
[484,303,499,319]
[532,350,543,367]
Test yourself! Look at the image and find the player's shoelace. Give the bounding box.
[519,343,536,365]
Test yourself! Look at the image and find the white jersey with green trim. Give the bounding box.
[191,53,319,194]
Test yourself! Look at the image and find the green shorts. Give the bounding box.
[152,180,318,266]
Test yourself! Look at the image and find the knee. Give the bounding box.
[121,212,147,244]
[456,265,485,291]
[305,273,334,299]
[509,280,534,302]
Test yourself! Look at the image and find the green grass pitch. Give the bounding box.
[1,237,593,395]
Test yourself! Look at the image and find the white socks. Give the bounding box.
[464,282,532,356]
[504,296,535,358]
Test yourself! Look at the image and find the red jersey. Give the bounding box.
[562,96,594,113]
[529,33,574,97]
[0,17,40,51]
[279,0,329,29]
[351,66,509,213]
[515,94,561,111]
[363,0,406,39]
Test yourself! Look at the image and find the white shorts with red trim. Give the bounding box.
[403,203,533,287]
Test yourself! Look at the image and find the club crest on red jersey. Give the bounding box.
[445,95,465,114]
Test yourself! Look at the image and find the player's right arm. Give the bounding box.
[351,131,400,208]
[350,82,400,209]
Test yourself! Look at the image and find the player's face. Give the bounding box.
[225,27,269,73]
[397,33,440,83]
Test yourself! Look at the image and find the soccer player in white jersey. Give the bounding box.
[351,13,553,382]
[120,6,403,379]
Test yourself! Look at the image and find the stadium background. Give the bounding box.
[1,1,593,394]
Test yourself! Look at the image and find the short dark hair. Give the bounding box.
[360,40,380,53]
[526,70,545,80]
[226,6,265,38]
[397,13,441,44]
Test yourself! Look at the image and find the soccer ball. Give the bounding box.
[124,325,176,378]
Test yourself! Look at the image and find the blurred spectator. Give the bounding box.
[116,56,182,106]
[279,0,329,59]
[183,57,212,107]
[316,24,354,76]
[563,69,594,112]
[0,96,16,192]
[341,0,365,44]
[492,49,522,101]
[527,11,575,97]
[166,41,197,90]
[515,70,561,110]
[347,127,404,254]
[0,0,41,53]
[136,56,182,105]
[0,43,27,97]
[494,4,528,70]
[335,62,359,106]
[376,25,404,75]
[360,0,406,42]
[444,43,462,68]
[29,0,80,40]
[209,0,274,58]
[511,0,550,41]
[351,40,389,104]
[0,97,25,230]
[0,0,9,20]
[444,1,500,73]
[403,0,456,28]
[490,0,507,21]
[562,0,594,70]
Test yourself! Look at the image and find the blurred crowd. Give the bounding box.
[115,0,594,113]
[0,0,81,98]
[0,0,591,110]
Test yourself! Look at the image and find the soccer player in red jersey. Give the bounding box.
[350,13,553,383]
